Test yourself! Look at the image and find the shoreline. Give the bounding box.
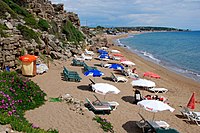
[108,32,200,83]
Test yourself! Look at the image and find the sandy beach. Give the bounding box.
[25,33,200,133]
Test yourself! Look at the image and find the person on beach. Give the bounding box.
[132,68,137,74]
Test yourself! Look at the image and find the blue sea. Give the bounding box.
[117,31,200,82]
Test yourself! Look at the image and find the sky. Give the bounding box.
[51,0,200,30]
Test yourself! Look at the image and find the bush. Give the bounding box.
[17,24,40,43]
[38,18,50,31]
[0,72,58,133]
[62,20,85,43]
[93,116,114,132]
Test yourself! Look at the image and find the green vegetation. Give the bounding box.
[0,0,17,18]
[62,20,85,43]
[0,72,58,133]
[3,0,37,27]
[38,18,50,31]
[93,116,114,132]
[0,23,8,37]
[3,0,29,16]
[17,24,40,43]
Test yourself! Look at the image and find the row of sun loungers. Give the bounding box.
[63,66,82,82]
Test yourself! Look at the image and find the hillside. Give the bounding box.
[0,0,86,69]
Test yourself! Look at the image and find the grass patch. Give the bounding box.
[38,18,50,31]
[93,116,114,132]
[17,24,40,44]
[0,0,17,18]
[0,71,58,132]
[62,20,85,44]
[0,23,9,37]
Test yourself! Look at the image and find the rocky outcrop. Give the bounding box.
[0,0,84,69]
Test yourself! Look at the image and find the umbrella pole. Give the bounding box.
[153,112,155,120]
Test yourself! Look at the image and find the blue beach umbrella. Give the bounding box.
[84,69,104,77]
[98,54,110,60]
[108,64,124,70]
[98,49,108,55]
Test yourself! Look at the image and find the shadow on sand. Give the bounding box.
[102,77,113,81]
[77,85,92,91]
[121,96,135,105]
[122,121,141,133]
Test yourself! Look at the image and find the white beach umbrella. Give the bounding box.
[137,100,175,120]
[137,100,175,113]
[121,60,136,66]
[111,50,120,53]
[100,47,108,50]
[131,79,155,88]
[92,83,120,95]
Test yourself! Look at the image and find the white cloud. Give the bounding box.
[50,0,200,29]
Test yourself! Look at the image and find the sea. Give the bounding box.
[116,31,200,82]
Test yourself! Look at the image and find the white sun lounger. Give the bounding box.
[149,88,168,93]
[85,49,94,55]
[81,53,92,60]
[111,72,128,83]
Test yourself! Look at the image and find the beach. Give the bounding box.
[25,33,200,133]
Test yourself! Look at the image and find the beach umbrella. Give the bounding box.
[108,64,124,70]
[121,60,136,66]
[98,49,108,54]
[98,54,110,61]
[137,100,175,119]
[187,92,195,109]
[137,100,175,113]
[111,49,120,53]
[92,83,120,98]
[19,54,37,62]
[131,79,155,88]
[84,69,104,77]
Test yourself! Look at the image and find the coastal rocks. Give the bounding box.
[0,124,21,133]
[59,94,85,115]
[5,22,13,30]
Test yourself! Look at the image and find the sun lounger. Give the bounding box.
[188,111,200,126]
[136,113,150,133]
[83,63,97,72]
[63,66,82,82]
[85,98,112,114]
[111,72,128,83]
[85,49,94,55]
[149,88,168,93]
[180,106,200,120]
[71,58,85,66]
[74,55,85,61]
[112,56,121,61]
[155,128,179,133]
[93,94,119,110]
[81,53,92,60]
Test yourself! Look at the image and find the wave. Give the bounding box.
[134,50,161,63]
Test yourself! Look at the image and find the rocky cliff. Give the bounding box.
[0,0,85,69]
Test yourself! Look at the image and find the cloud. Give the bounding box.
[51,0,200,29]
